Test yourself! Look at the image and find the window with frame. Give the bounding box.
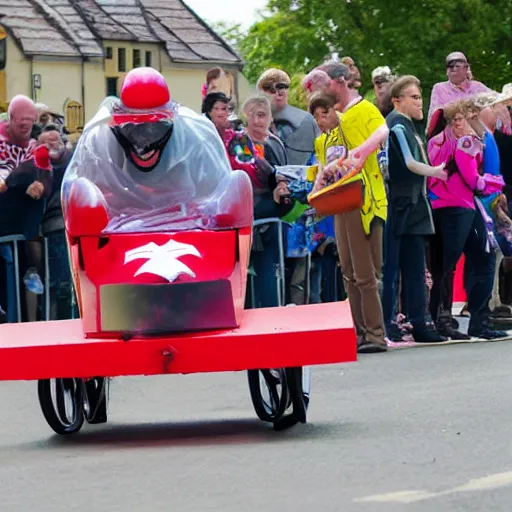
[118,48,126,72]
[105,46,113,60]
[132,49,141,68]
[145,51,152,67]
[106,77,118,97]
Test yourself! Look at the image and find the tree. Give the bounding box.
[209,21,247,53]
[227,0,512,99]
[216,10,331,85]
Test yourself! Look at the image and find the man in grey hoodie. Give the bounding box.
[256,69,320,305]
[257,69,319,165]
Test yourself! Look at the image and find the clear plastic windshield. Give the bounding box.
[62,98,235,233]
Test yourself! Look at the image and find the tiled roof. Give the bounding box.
[0,0,241,64]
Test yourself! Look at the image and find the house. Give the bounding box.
[0,0,252,131]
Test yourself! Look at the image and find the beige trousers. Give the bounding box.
[335,210,386,346]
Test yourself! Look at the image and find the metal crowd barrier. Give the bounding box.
[248,218,314,308]
[250,218,288,308]
[0,235,51,322]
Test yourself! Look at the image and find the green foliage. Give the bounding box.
[216,0,512,100]
[288,73,308,110]
[209,21,246,53]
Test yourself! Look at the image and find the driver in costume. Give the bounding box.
[62,67,251,235]
[61,68,309,429]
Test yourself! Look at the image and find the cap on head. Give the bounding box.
[318,60,351,82]
[120,67,170,110]
[446,51,468,65]
[372,66,392,83]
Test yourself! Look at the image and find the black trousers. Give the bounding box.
[382,207,428,328]
[429,207,494,332]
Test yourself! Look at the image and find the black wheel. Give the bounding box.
[273,367,309,431]
[83,377,109,424]
[286,367,307,423]
[248,369,289,422]
[38,378,84,436]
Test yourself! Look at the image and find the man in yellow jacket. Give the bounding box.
[305,62,389,353]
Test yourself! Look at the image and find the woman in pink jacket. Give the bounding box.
[427,101,506,340]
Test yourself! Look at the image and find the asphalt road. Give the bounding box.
[1,340,512,511]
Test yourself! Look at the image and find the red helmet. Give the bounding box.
[110,68,176,172]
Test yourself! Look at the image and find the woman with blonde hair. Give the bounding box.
[427,100,507,340]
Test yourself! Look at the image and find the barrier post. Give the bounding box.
[0,235,26,322]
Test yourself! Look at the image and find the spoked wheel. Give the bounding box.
[83,377,109,425]
[248,369,289,422]
[273,367,310,432]
[38,378,85,435]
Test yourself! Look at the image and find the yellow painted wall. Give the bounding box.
[0,33,247,125]
[32,60,82,113]
[161,67,206,112]
[103,40,161,94]
[5,34,30,100]
[237,73,255,108]
[161,60,246,114]
[83,61,105,122]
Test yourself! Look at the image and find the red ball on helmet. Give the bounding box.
[120,67,170,110]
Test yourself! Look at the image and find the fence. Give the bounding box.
[0,234,76,322]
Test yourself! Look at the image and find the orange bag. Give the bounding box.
[308,168,364,217]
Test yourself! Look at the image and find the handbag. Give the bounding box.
[307,168,364,216]
[307,118,364,216]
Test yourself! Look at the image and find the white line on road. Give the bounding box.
[354,471,512,504]
[354,490,440,504]
[451,471,512,492]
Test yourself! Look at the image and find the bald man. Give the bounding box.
[0,95,38,192]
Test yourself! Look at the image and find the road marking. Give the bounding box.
[354,490,440,503]
[451,471,512,492]
[354,471,512,504]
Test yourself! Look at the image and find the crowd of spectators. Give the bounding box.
[1,57,511,361]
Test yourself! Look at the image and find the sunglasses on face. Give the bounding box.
[263,83,290,93]
[447,61,467,69]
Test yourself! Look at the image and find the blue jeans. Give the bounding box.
[310,251,322,304]
[311,243,344,303]
[247,224,282,309]
[47,230,78,319]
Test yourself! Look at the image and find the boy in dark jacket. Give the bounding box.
[383,76,447,343]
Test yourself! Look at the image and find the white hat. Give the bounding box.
[473,92,500,109]
[446,52,468,65]
[371,66,392,82]
[492,83,512,106]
